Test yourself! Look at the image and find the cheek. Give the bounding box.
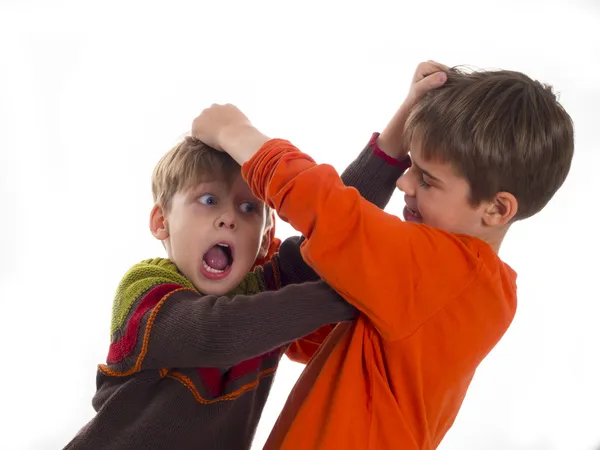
[168,213,207,255]
[168,217,191,244]
[417,193,455,226]
[239,223,265,257]
[415,191,433,214]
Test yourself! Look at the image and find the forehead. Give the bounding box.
[186,172,254,196]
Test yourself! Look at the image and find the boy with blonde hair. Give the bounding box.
[191,60,574,449]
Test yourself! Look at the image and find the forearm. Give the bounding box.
[340,132,409,209]
[221,124,271,165]
[376,106,412,159]
[103,281,357,373]
[218,118,409,212]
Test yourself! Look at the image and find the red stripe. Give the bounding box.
[107,283,181,363]
[195,368,224,397]
[369,131,412,171]
[195,348,282,397]
[228,348,281,381]
[227,355,262,381]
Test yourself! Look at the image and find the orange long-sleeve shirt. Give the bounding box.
[242,139,518,450]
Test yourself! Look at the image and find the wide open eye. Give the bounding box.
[198,194,218,205]
[239,202,255,213]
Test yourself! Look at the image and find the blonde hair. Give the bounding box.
[151,136,241,212]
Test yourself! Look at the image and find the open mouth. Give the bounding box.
[403,205,423,223]
[201,242,234,279]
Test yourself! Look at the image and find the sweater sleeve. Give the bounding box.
[283,133,411,363]
[100,258,357,375]
[242,140,487,341]
[337,132,411,209]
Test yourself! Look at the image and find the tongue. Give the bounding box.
[203,246,229,271]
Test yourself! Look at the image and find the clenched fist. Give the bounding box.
[191,103,253,151]
[191,104,271,165]
[378,60,449,159]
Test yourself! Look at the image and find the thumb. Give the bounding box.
[413,71,447,98]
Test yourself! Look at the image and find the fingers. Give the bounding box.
[413,71,447,97]
[413,60,449,82]
[426,60,449,71]
[410,60,449,99]
[191,103,253,152]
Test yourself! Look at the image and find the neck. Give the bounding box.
[482,226,509,254]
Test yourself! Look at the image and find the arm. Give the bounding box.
[280,133,410,362]
[262,236,329,364]
[272,133,410,287]
[242,140,484,341]
[100,258,357,375]
[339,132,411,208]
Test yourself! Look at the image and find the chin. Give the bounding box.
[209,284,236,296]
[213,270,250,295]
[192,279,234,296]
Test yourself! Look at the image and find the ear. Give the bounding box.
[482,191,518,227]
[150,204,170,241]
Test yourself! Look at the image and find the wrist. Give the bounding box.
[375,132,409,160]
[220,124,271,165]
[370,132,411,170]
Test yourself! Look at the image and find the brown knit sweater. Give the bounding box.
[63,134,409,450]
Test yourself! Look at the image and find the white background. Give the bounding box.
[1,1,599,449]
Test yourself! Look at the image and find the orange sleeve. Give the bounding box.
[243,139,484,341]
[284,324,336,364]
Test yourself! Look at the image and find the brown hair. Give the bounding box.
[404,66,574,221]
[152,136,241,212]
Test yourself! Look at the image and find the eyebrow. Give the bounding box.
[412,161,443,183]
[189,180,226,193]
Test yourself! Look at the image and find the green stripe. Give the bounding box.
[111,258,266,335]
[232,266,266,296]
[111,258,195,334]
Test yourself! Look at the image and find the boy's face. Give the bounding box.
[151,172,270,295]
[396,144,513,242]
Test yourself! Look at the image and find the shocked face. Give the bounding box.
[154,173,269,295]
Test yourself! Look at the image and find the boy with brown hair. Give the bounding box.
[64,107,422,448]
[191,60,574,449]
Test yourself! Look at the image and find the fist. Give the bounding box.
[405,60,449,105]
[377,60,449,159]
[191,103,252,151]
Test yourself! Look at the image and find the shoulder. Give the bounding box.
[454,236,518,323]
[458,237,518,287]
[110,258,196,335]
[119,257,196,290]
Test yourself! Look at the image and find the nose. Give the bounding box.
[396,169,416,197]
[215,211,236,230]
[217,220,235,230]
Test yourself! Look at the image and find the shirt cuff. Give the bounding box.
[369,132,412,172]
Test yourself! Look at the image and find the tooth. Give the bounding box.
[202,260,225,274]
